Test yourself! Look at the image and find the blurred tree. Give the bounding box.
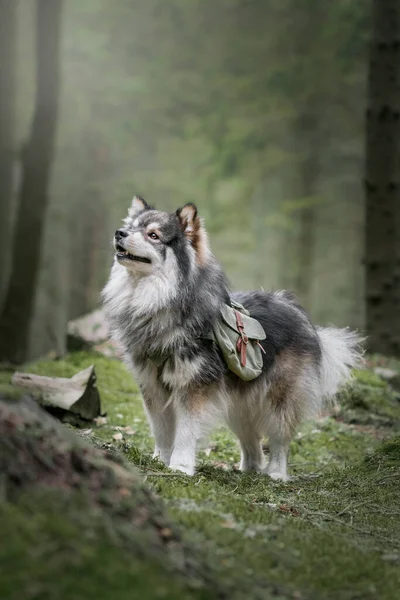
[70,132,111,317]
[365,0,400,356]
[0,0,63,363]
[0,0,16,306]
[293,113,320,311]
[3,0,369,345]
[288,0,326,311]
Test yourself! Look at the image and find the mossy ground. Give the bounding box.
[1,352,399,599]
[0,493,206,600]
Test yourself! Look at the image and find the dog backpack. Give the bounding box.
[207,300,266,381]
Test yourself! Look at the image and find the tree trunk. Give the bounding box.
[365,0,400,356]
[0,0,63,364]
[0,0,16,307]
[286,0,325,312]
[68,134,110,320]
[293,112,320,311]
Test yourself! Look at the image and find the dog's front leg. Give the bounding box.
[169,408,198,475]
[141,380,175,466]
[169,391,210,476]
[145,403,175,466]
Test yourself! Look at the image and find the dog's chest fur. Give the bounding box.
[103,263,226,390]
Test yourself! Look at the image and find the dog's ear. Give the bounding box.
[176,203,198,236]
[129,195,151,218]
[176,203,209,265]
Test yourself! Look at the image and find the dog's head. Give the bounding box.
[113,195,210,276]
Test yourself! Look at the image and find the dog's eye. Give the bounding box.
[148,232,159,240]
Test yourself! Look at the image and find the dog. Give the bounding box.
[102,195,362,480]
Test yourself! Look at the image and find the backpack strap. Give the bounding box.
[235,310,249,366]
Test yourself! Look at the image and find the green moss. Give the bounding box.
[150,440,400,599]
[0,369,20,398]
[0,492,208,600]
[3,351,400,599]
[0,395,226,600]
[339,369,400,424]
[369,436,400,462]
[352,368,387,388]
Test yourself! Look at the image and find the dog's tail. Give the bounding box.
[316,327,364,404]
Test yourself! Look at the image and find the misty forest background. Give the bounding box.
[0,0,399,364]
[1,4,400,598]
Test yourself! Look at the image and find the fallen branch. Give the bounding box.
[11,365,101,421]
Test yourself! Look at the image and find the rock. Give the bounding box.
[374,367,400,391]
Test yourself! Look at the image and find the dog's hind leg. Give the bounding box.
[264,432,290,481]
[227,413,265,472]
[263,395,303,482]
[262,353,315,481]
[239,437,265,472]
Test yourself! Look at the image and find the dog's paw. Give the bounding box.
[152,448,170,465]
[267,471,289,482]
[169,463,195,476]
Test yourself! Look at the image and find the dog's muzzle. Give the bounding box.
[114,230,151,264]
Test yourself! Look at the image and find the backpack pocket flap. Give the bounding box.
[219,304,266,341]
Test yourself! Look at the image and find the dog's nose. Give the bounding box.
[115,229,128,239]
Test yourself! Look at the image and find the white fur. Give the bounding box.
[103,251,179,320]
[265,439,290,481]
[168,403,200,475]
[316,327,364,402]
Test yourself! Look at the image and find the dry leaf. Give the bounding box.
[113,432,123,441]
[160,527,173,538]
[120,426,135,435]
[220,519,236,529]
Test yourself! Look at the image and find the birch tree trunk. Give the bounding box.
[365,0,400,356]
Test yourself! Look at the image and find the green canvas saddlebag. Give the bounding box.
[206,300,266,381]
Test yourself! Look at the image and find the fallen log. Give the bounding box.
[11,365,101,422]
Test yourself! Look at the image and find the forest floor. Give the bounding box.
[1,349,400,600]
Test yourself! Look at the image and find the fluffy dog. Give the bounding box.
[102,196,362,480]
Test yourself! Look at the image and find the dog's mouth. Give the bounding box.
[115,244,151,264]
